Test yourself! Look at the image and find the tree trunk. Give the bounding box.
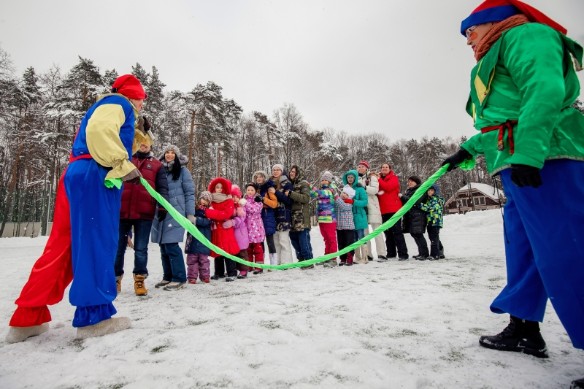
[0,141,24,236]
[187,111,196,172]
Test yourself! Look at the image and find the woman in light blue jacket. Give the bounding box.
[151,145,195,290]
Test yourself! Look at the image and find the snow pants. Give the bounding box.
[248,242,265,270]
[186,253,210,281]
[9,160,121,328]
[318,222,338,257]
[493,160,584,349]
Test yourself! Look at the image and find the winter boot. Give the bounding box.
[116,275,123,293]
[133,274,147,296]
[571,378,584,389]
[5,323,49,344]
[75,317,131,340]
[163,281,186,290]
[479,315,549,358]
[154,279,171,288]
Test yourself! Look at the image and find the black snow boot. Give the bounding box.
[571,378,584,389]
[479,315,549,358]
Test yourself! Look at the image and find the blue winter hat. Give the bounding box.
[460,1,519,36]
[460,0,567,37]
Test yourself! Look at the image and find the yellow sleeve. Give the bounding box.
[86,104,136,180]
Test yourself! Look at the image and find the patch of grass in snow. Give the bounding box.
[69,338,86,351]
[99,384,126,389]
[441,349,466,362]
[468,327,487,336]
[150,344,170,353]
[387,328,419,338]
[384,349,410,360]
[308,370,358,385]
[259,320,281,329]
[187,319,208,326]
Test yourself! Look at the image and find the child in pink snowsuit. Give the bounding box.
[244,183,266,274]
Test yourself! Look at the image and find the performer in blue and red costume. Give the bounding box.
[6,74,148,342]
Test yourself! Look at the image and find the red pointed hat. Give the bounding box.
[111,74,147,100]
[460,0,566,36]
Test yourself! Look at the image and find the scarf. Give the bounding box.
[212,193,229,203]
[474,14,529,61]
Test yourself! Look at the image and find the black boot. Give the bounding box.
[479,315,549,358]
[571,378,584,389]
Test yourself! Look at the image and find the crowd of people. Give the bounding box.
[118,155,447,290]
[5,0,583,385]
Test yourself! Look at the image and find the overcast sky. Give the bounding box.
[0,0,583,139]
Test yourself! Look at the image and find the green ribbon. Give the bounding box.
[140,164,450,270]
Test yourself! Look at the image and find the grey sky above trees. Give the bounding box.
[1,0,582,140]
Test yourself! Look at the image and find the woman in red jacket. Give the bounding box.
[206,177,241,281]
[377,163,409,260]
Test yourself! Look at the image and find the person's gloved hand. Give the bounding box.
[222,220,234,228]
[254,194,263,202]
[511,164,542,188]
[157,209,167,221]
[142,116,151,132]
[441,148,472,172]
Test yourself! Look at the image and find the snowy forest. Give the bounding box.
[1,50,582,236]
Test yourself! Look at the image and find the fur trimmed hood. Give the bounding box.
[208,177,232,195]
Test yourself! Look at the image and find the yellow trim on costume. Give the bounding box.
[86,104,135,181]
[474,62,488,105]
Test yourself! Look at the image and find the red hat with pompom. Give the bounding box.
[111,74,147,100]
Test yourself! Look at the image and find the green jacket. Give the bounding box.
[342,170,368,230]
[288,167,312,231]
[462,23,584,175]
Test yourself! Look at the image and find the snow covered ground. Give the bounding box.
[0,209,582,388]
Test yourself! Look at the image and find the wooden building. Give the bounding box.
[445,183,506,214]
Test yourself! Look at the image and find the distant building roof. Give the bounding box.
[456,182,505,201]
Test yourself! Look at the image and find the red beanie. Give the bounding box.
[112,74,147,100]
[358,160,370,170]
[231,184,242,198]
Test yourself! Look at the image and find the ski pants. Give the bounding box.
[492,160,584,349]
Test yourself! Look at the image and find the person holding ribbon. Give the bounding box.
[441,2,584,384]
[6,74,146,342]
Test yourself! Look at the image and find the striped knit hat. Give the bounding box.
[460,0,566,36]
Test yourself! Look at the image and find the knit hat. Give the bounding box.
[252,170,267,181]
[460,0,567,36]
[320,170,334,183]
[342,185,356,199]
[199,190,213,204]
[272,164,284,172]
[246,182,258,190]
[408,176,422,186]
[111,74,147,100]
[358,160,370,170]
[161,144,181,159]
[231,184,242,198]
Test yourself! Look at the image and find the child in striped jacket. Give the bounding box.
[311,171,338,267]
[335,185,356,266]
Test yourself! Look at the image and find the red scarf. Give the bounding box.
[474,14,529,61]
